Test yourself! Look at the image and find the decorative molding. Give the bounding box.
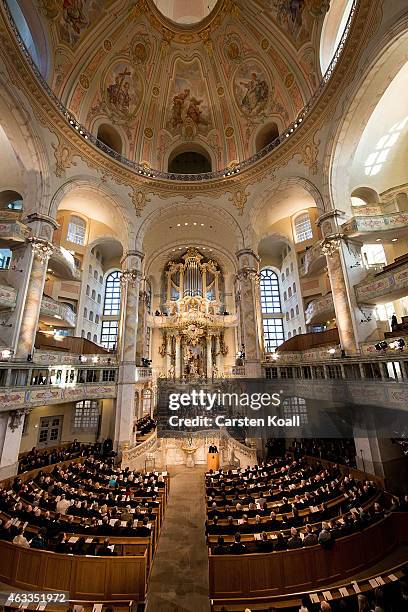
[321,234,345,258]
[8,408,30,431]
[129,187,152,216]
[52,137,78,178]
[28,237,54,262]
[120,269,142,287]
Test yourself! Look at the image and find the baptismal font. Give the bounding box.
[157,248,229,380]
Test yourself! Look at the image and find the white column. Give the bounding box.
[175,336,181,378]
[206,335,212,379]
[115,251,144,453]
[15,238,54,358]
[0,410,27,479]
[236,249,263,377]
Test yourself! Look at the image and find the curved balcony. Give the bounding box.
[0,214,30,247]
[342,211,408,238]
[299,240,325,277]
[40,295,76,328]
[48,246,81,281]
[0,382,116,411]
[305,293,334,325]
[355,254,408,304]
[0,281,17,311]
[0,0,361,185]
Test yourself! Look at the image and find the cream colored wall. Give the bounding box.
[20,399,116,453]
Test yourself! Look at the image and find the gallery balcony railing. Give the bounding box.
[2,0,358,182]
[304,294,335,325]
[299,240,325,277]
[342,211,408,236]
[40,295,77,328]
[355,254,408,304]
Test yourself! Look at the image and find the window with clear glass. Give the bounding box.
[101,320,119,350]
[260,269,281,314]
[260,268,285,352]
[294,213,313,242]
[67,215,86,245]
[263,318,285,352]
[103,271,121,316]
[73,400,99,430]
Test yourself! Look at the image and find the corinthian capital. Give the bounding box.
[120,269,142,287]
[321,234,345,258]
[28,237,54,262]
[236,268,260,282]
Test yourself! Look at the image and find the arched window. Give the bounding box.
[103,271,121,316]
[86,332,91,340]
[89,311,93,322]
[93,334,97,343]
[168,145,212,174]
[97,124,122,155]
[260,269,281,314]
[290,308,294,319]
[83,307,87,319]
[288,287,292,298]
[95,314,100,324]
[294,213,313,243]
[91,289,96,300]
[142,389,152,415]
[255,122,280,153]
[293,282,296,293]
[86,285,90,296]
[67,215,86,245]
[259,268,285,352]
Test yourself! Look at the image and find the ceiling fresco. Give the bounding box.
[30,0,331,169]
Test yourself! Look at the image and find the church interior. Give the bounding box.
[0,0,408,610]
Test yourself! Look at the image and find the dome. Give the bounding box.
[29,0,331,171]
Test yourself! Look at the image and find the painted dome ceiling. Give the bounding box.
[31,0,331,170]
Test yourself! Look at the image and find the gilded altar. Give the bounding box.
[157,248,230,379]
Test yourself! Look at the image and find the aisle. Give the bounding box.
[146,465,210,612]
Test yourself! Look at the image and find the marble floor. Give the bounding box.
[146,466,210,612]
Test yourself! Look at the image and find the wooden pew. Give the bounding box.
[0,540,147,601]
[208,513,408,601]
[211,557,407,610]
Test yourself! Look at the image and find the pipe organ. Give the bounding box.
[159,248,229,379]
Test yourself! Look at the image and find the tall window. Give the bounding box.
[103,271,121,316]
[73,400,100,430]
[67,215,86,245]
[101,320,119,350]
[294,213,313,243]
[260,268,285,352]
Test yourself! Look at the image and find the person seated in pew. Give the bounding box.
[266,510,280,532]
[120,504,133,522]
[287,527,303,549]
[255,531,274,553]
[55,532,72,554]
[72,536,87,555]
[278,497,292,513]
[86,537,99,556]
[12,527,30,548]
[274,531,287,551]
[97,537,117,556]
[229,532,247,554]
[213,535,228,555]
[120,518,137,536]
[318,522,334,549]
[30,528,47,550]
[303,523,318,546]
[135,516,152,537]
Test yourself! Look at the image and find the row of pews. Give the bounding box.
[0,450,170,604]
